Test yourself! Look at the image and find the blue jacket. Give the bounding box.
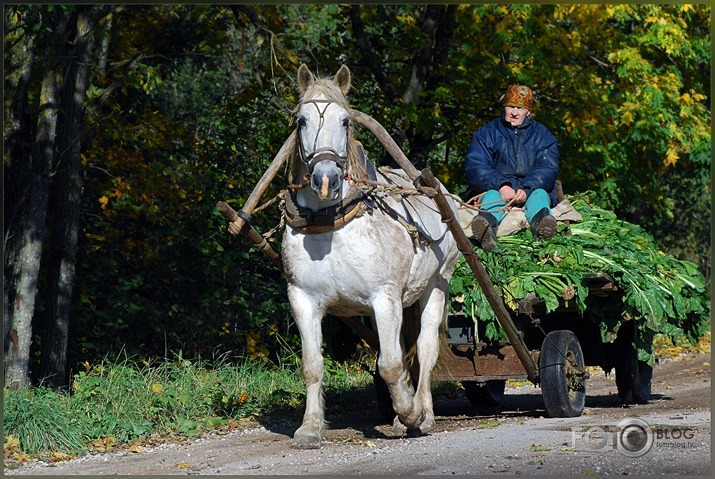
[465,115,560,206]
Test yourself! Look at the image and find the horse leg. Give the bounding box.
[412,283,450,433]
[373,298,421,429]
[288,288,325,449]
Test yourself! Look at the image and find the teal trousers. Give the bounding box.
[481,188,552,224]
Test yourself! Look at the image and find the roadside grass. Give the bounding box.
[652,329,711,359]
[3,387,85,456]
[3,352,374,464]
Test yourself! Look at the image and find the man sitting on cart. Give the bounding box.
[465,84,560,251]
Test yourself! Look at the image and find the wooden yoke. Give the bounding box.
[221,130,297,237]
[215,131,296,271]
[349,109,419,179]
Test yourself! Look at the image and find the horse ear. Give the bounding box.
[297,64,315,94]
[333,65,351,96]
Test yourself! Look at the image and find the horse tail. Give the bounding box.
[433,300,453,379]
[402,303,420,380]
[401,301,453,381]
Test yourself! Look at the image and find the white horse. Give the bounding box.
[282,64,459,449]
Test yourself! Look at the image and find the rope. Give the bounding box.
[253,166,522,244]
[461,193,521,215]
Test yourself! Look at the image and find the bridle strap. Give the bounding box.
[297,99,349,173]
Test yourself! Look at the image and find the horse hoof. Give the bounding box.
[291,435,322,449]
[391,416,407,434]
[406,426,423,438]
[419,413,435,433]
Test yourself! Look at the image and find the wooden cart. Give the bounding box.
[370,271,652,420]
[218,110,651,421]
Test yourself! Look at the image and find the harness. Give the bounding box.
[285,98,426,243]
[297,99,348,175]
[285,139,377,234]
[284,186,367,234]
[285,98,368,234]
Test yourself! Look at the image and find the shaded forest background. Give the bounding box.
[4,4,711,389]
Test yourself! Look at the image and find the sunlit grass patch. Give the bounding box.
[3,351,371,461]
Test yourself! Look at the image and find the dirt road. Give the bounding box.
[7,351,710,476]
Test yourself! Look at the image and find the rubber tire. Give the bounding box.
[615,342,653,404]
[463,380,506,407]
[539,330,586,418]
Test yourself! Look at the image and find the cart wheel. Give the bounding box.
[463,380,506,407]
[615,341,652,404]
[539,330,586,418]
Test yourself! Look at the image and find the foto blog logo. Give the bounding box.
[572,418,654,457]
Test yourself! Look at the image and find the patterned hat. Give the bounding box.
[503,85,534,110]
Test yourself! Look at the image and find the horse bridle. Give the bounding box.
[297,99,349,175]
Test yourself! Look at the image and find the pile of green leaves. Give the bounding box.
[449,191,710,365]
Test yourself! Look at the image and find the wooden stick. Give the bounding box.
[216,201,283,270]
[349,109,419,180]
[417,168,539,384]
[222,130,297,237]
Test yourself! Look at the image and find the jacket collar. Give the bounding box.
[500,114,533,130]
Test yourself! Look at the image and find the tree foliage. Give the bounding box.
[3,4,710,386]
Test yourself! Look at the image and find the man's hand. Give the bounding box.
[499,185,527,204]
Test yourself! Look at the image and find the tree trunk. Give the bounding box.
[40,6,97,389]
[4,9,36,374]
[4,7,70,390]
[97,11,112,76]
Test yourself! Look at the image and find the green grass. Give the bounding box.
[3,387,85,455]
[3,352,374,460]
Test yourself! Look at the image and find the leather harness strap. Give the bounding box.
[284,187,367,234]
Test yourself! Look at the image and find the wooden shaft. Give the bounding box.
[417,168,540,384]
[349,109,419,180]
[222,130,297,236]
[216,201,283,270]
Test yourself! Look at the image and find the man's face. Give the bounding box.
[504,106,530,127]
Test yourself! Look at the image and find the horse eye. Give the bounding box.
[297,117,306,128]
[342,118,350,129]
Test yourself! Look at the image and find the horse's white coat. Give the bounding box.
[283,65,459,449]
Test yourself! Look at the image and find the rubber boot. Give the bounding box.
[530,207,557,241]
[471,211,498,251]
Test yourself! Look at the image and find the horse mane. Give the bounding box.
[288,78,368,185]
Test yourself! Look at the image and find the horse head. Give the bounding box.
[293,64,364,207]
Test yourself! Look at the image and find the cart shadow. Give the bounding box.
[431,391,672,420]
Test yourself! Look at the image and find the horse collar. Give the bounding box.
[284,186,367,234]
